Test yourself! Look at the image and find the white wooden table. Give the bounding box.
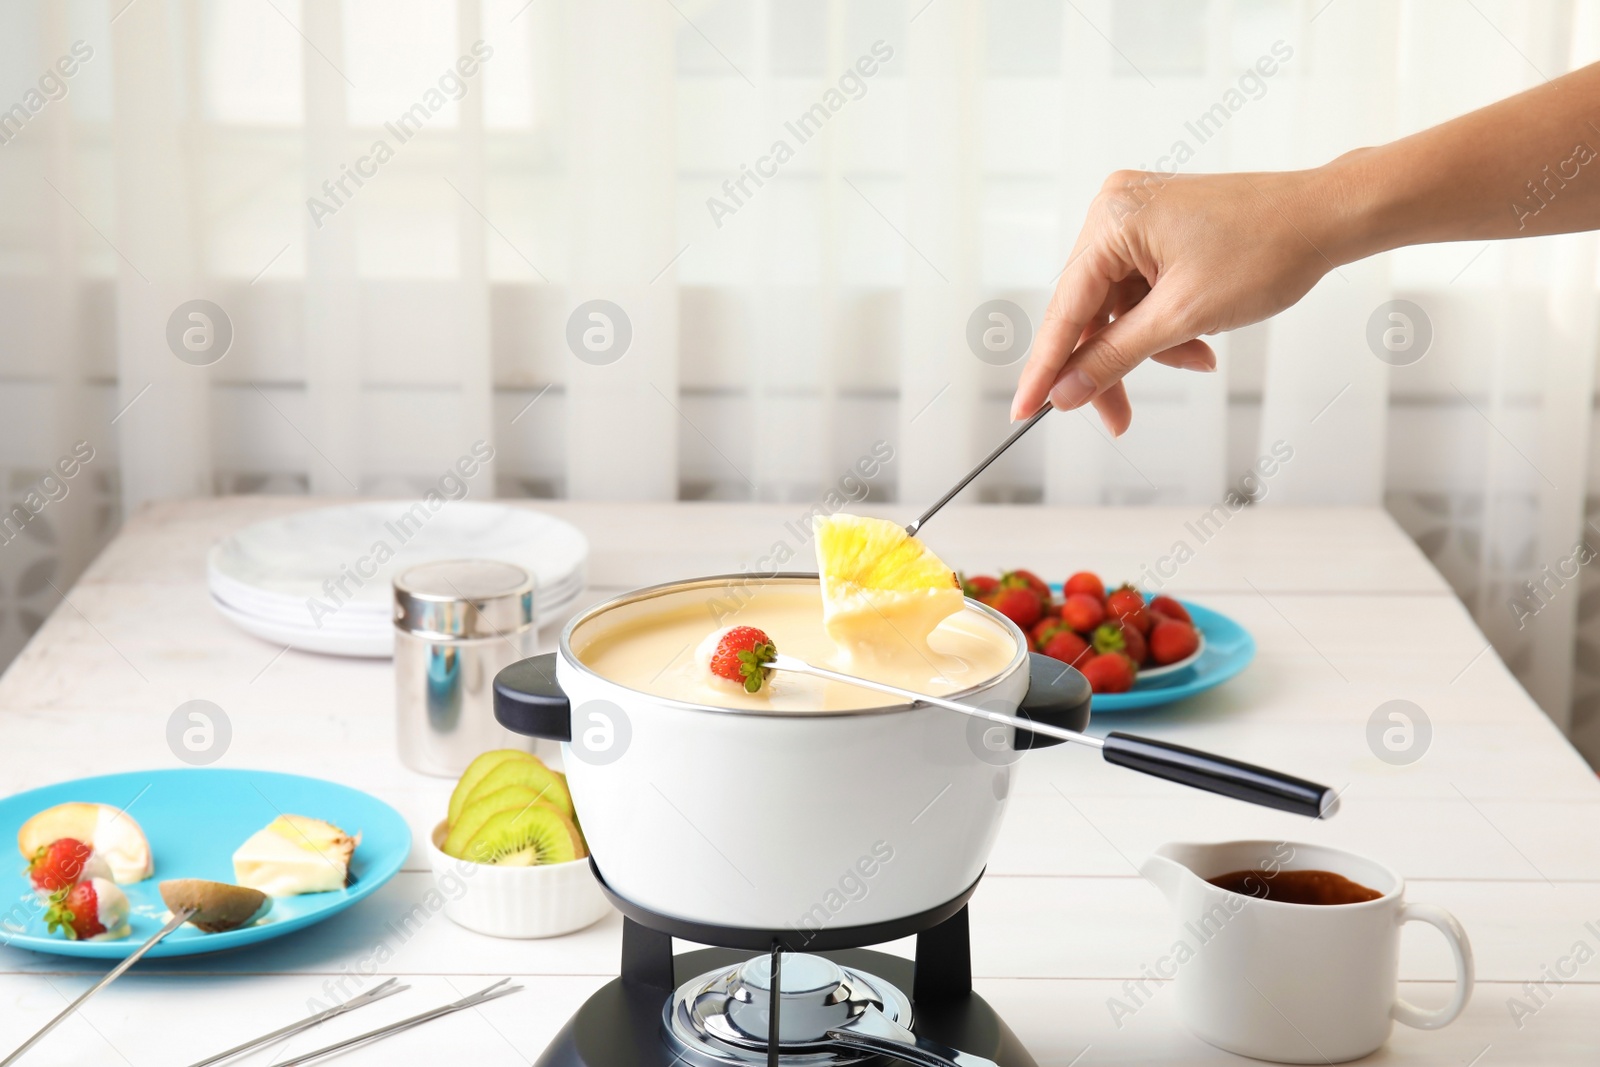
[1,498,1596,1066]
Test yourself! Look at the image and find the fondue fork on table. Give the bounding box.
[767,654,1339,819]
[0,909,196,1067]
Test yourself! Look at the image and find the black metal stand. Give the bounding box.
[914,900,972,1004]
[530,890,1037,1067]
[590,860,984,953]
[620,916,675,993]
[767,942,782,1067]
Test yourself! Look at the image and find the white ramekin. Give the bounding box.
[427,820,612,938]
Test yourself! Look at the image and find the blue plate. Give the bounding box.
[0,769,409,958]
[1043,589,1255,712]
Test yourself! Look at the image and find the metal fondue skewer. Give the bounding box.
[767,654,1339,819]
[0,908,196,1067]
[772,653,1098,748]
[904,405,1052,537]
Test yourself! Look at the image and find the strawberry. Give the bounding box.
[1002,569,1051,602]
[991,587,1043,629]
[1060,593,1106,634]
[45,881,106,941]
[709,626,778,693]
[961,574,1000,600]
[27,838,94,895]
[1030,616,1068,650]
[1120,605,1153,636]
[1149,595,1191,624]
[1080,652,1136,693]
[1093,619,1147,666]
[1149,619,1200,665]
[1106,585,1146,618]
[1064,571,1105,601]
[1106,586,1152,636]
[1042,629,1091,667]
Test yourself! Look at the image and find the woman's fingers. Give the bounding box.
[1149,337,1216,371]
[1044,288,1198,411]
[1062,339,1211,438]
[1089,380,1133,437]
[1011,244,1123,420]
[1013,214,1214,430]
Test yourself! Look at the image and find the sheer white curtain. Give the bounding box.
[3,0,1600,762]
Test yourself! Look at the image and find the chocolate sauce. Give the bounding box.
[1207,868,1383,906]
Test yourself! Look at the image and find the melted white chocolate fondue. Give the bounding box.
[574,585,1016,712]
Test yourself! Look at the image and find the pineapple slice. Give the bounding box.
[813,514,964,661]
[233,815,359,897]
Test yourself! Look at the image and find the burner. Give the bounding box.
[664,953,913,1065]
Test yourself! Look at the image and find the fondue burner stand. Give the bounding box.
[538,872,1035,1067]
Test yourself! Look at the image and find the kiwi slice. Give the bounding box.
[448,750,535,828]
[557,770,589,854]
[443,784,557,859]
[463,757,573,821]
[462,803,583,866]
[159,879,270,933]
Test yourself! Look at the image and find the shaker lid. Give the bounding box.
[393,559,534,639]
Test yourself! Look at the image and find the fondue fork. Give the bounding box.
[767,654,1339,819]
[182,977,409,1067]
[904,405,1051,537]
[268,978,522,1066]
[0,908,195,1067]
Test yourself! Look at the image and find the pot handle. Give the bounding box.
[1014,653,1092,750]
[1101,732,1339,818]
[493,653,572,742]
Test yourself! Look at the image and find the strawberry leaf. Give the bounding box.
[44,890,78,939]
[1092,623,1126,655]
[735,641,776,691]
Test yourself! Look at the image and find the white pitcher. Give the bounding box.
[1140,839,1473,1063]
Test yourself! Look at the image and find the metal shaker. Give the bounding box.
[394,559,539,777]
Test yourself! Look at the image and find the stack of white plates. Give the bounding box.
[207,502,588,657]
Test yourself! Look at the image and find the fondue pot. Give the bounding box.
[494,574,1333,937]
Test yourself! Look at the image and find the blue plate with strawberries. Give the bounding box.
[1029,584,1254,712]
[0,768,409,959]
[1087,599,1254,711]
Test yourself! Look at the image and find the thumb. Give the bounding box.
[1046,288,1198,410]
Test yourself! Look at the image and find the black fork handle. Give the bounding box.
[1102,731,1338,818]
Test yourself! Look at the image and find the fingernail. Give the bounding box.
[1049,369,1096,410]
[1182,360,1216,373]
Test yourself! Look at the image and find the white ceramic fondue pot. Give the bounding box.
[495,575,1337,937]
[496,575,1051,932]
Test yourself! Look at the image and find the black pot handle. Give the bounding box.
[1102,732,1339,818]
[1014,652,1092,749]
[494,653,571,742]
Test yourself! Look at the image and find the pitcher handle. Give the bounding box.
[1391,902,1474,1029]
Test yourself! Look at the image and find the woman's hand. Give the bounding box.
[1010,166,1348,435]
[1012,61,1600,435]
